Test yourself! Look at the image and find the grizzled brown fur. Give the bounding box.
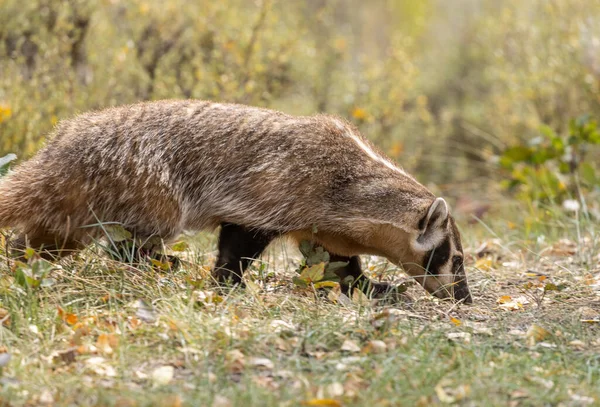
[0,100,471,302]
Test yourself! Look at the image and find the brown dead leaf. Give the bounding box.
[0,307,10,327]
[53,347,78,365]
[96,334,118,355]
[526,324,550,346]
[225,349,245,373]
[352,289,370,306]
[57,307,78,325]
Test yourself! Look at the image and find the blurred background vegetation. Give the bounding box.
[1,0,599,220]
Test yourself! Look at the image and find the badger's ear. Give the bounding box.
[415,197,449,249]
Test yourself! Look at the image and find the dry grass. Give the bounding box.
[0,216,599,406]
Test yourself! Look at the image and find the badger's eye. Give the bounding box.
[452,256,463,268]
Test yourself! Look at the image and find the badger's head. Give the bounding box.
[404,197,472,303]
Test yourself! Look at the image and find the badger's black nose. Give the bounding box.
[454,283,473,304]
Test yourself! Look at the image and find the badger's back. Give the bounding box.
[0,100,433,242]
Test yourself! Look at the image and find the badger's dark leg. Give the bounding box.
[10,230,81,261]
[330,254,394,298]
[213,223,275,285]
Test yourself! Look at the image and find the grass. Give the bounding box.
[0,214,599,406]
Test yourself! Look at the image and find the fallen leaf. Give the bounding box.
[497,295,512,304]
[363,340,387,354]
[446,332,471,344]
[497,295,529,311]
[340,339,361,353]
[475,257,493,271]
[96,334,118,355]
[450,317,462,327]
[152,365,175,386]
[435,379,471,404]
[526,324,550,345]
[171,241,189,252]
[569,340,586,350]
[53,348,77,365]
[85,356,117,377]
[326,382,344,397]
[246,357,274,370]
[302,399,342,407]
[351,289,369,306]
[0,308,10,327]
[510,390,529,399]
[225,349,245,373]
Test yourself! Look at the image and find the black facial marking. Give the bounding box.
[448,218,472,303]
[423,237,451,275]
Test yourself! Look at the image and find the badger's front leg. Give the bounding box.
[213,223,275,285]
[330,254,398,299]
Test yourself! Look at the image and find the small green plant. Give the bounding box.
[292,240,349,289]
[13,249,55,290]
[499,115,600,203]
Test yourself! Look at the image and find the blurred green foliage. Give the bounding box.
[500,116,600,203]
[1,0,600,202]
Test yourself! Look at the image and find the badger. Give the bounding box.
[0,100,472,303]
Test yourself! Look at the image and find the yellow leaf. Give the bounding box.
[171,241,189,252]
[313,281,339,289]
[450,317,462,327]
[150,258,170,270]
[475,257,493,271]
[299,263,325,283]
[302,399,342,407]
[497,295,512,304]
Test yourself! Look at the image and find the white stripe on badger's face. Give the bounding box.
[332,119,406,176]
